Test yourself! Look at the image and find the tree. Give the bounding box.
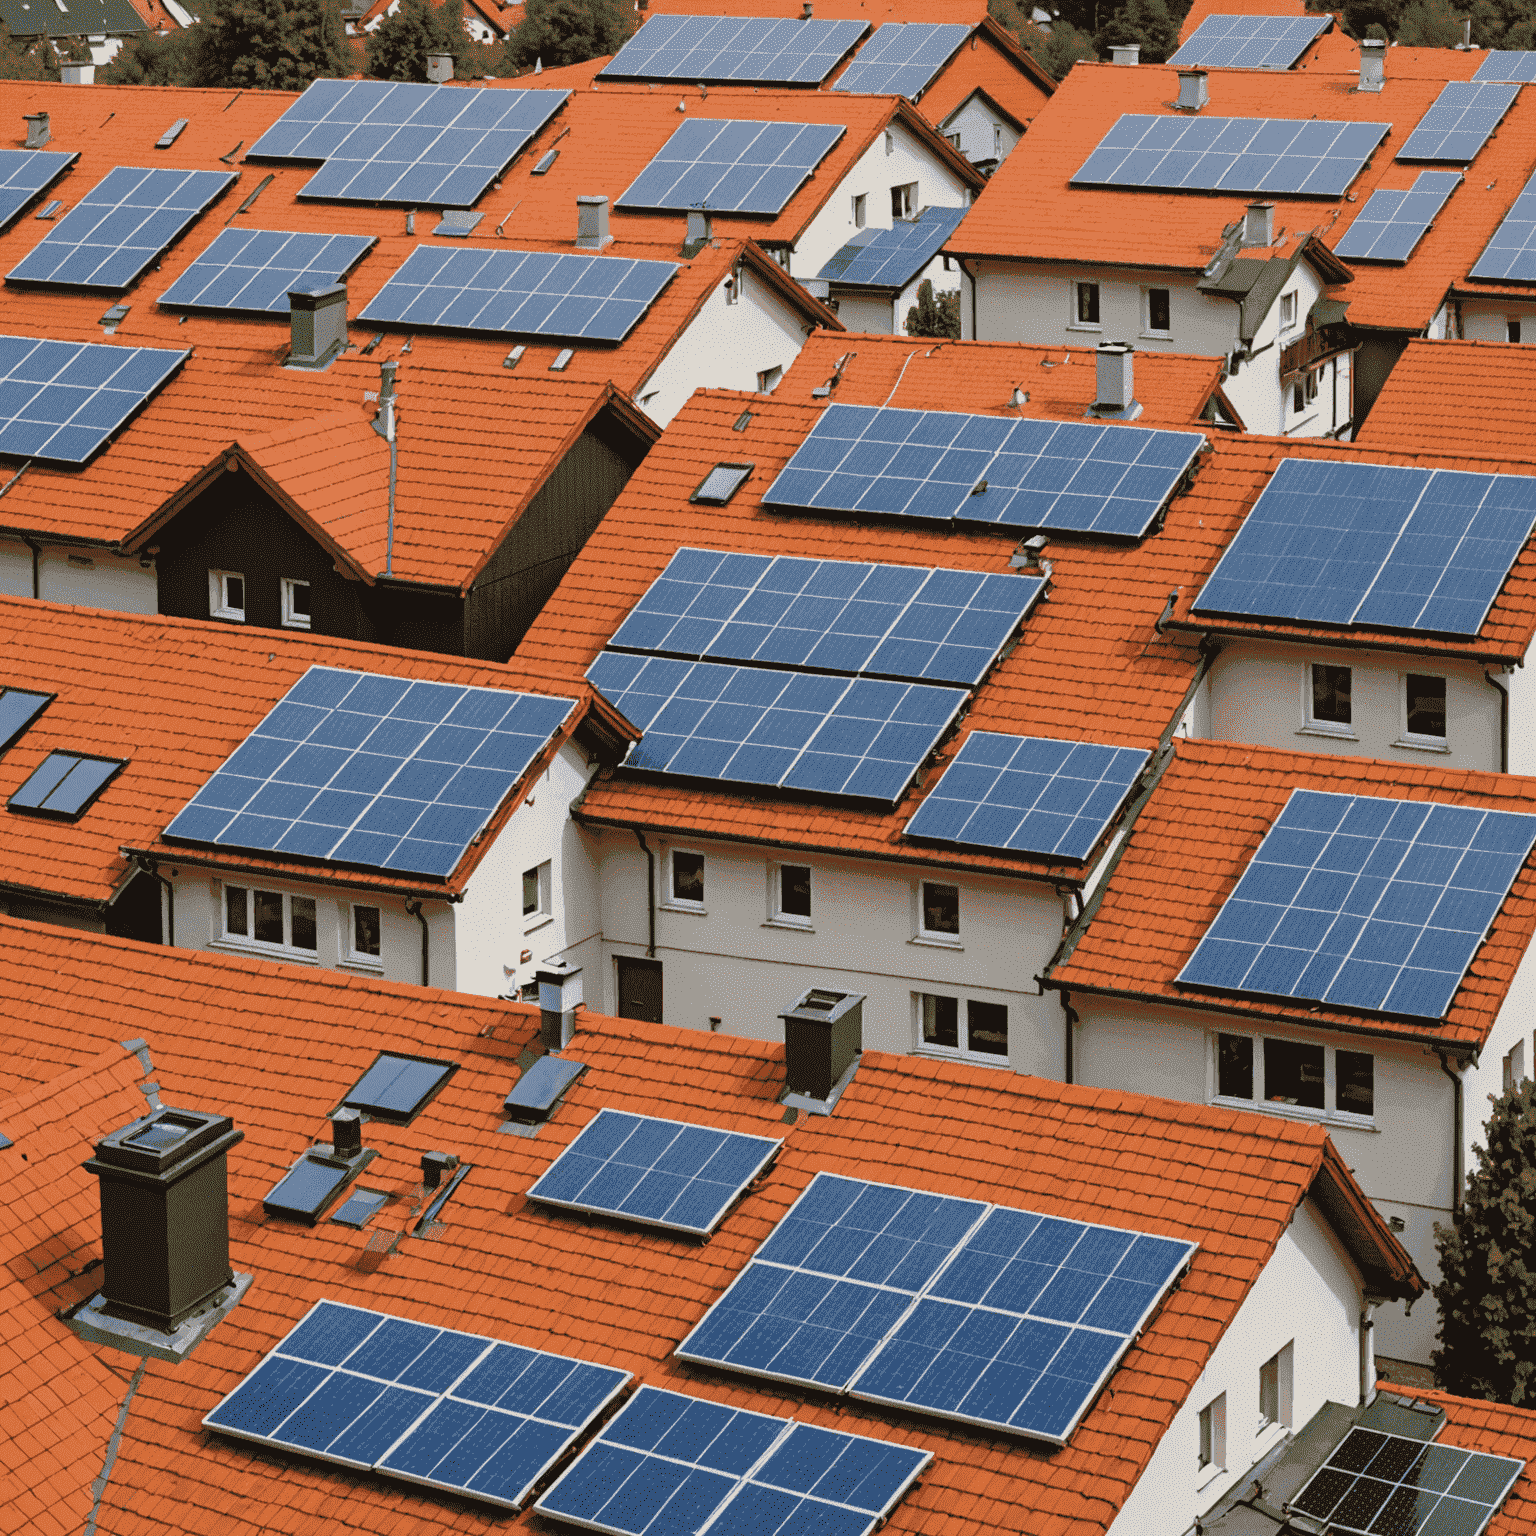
[365,0,438,79]
[1395,0,1464,42]
[188,0,349,90]
[904,281,960,340]
[100,25,196,83]
[1432,1078,1536,1405]
[1017,17,1098,78]
[499,0,633,70]
[1097,0,1179,62]
[0,21,58,79]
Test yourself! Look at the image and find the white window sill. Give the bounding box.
[210,937,319,965]
[763,917,814,932]
[909,934,963,951]
[1212,1094,1377,1132]
[339,956,385,975]
[1139,330,1173,342]
[209,610,245,623]
[281,618,312,631]
[916,1046,1012,1069]
[1392,734,1450,754]
[661,901,707,917]
[1197,1466,1227,1494]
[1298,722,1358,741]
[1065,322,1103,334]
[523,912,554,935]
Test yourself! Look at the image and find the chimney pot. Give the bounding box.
[1110,42,1140,64]
[1359,37,1385,91]
[331,1107,363,1161]
[1176,68,1208,110]
[686,207,712,244]
[576,194,612,249]
[23,112,48,148]
[801,0,812,16]
[1095,341,1135,413]
[536,959,583,1049]
[421,1150,459,1190]
[780,987,863,1101]
[426,51,452,82]
[287,282,348,369]
[1243,200,1275,247]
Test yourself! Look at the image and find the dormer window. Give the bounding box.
[1279,291,1298,329]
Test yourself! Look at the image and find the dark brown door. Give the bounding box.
[616,957,663,1023]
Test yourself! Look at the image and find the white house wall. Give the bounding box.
[1461,303,1536,344]
[940,93,1022,166]
[1506,659,1536,775]
[0,536,158,613]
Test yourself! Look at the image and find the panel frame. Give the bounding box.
[1167,12,1331,70]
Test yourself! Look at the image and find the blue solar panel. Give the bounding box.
[0,149,77,233]
[904,731,1150,861]
[203,1299,630,1510]
[6,166,236,291]
[1178,789,1536,1020]
[163,665,576,879]
[0,334,187,465]
[1474,50,1536,82]
[1333,170,1462,262]
[817,205,968,288]
[247,80,569,207]
[158,228,376,313]
[831,22,971,97]
[676,1173,1196,1445]
[1072,115,1389,196]
[765,404,1204,538]
[536,1385,930,1536]
[586,652,965,804]
[1167,13,1330,69]
[1396,82,1519,162]
[359,245,678,343]
[1470,166,1536,282]
[1192,457,1536,636]
[599,14,869,84]
[527,1109,781,1235]
[0,687,49,753]
[618,120,845,216]
[608,547,1043,688]
[8,751,123,819]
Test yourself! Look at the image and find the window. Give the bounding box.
[1336,1050,1374,1115]
[280,577,311,629]
[852,193,867,228]
[1293,378,1305,414]
[1199,1394,1226,1473]
[670,849,704,906]
[1073,281,1101,327]
[209,569,245,622]
[350,903,381,961]
[918,993,1008,1059]
[945,130,962,150]
[918,879,959,939]
[522,859,551,923]
[343,1051,456,1124]
[0,688,50,754]
[772,863,812,924]
[1404,674,1447,741]
[1259,1343,1293,1430]
[1216,1033,1374,1119]
[1265,1037,1324,1109]
[1505,1038,1528,1093]
[8,751,124,820]
[1307,662,1352,731]
[994,124,1003,155]
[691,462,752,505]
[757,365,783,394]
[1279,291,1297,328]
[1145,287,1171,334]
[1510,318,1523,344]
[223,885,317,954]
[890,181,916,219]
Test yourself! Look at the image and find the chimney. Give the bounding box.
[331,1107,363,1161]
[23,112,48,148]
[801,1,812,15]
[686,207,712,244]
[61,63,94,84]
[780,986,863,1101]
[1176,68,1208,109]
[1095,341,1135,413]
[1111,42,1139,64]
[426,51,452,82]
[287,282,348,368]
[537,958,582,1049]
[576,194,612,249]
[421,1150,459,1190]
[1359,37,1385,91]
[84,1106,243,1333]
[1462,16,1472,47]
[1243,200,1274,247]
[374,358,398,441]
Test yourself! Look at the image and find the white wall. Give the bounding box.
[940,93,1022,166]
[1506,660,1535,775]
[1462,303,1536,344]
[0,536,158,613]
[834,293,897,334]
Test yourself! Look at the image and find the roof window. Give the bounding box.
[691,462,752,504]
[532,148,559,174]
[434,209,484,237]
[8,751,124,820]
[0,687,51,753]
[35,199,59,220]
[503,1054,586,1125]
[342,1052,457,1124]
[156,118,188,149]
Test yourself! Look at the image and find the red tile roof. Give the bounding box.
[0,912,1415,1536]
[1048,736,1536,1052]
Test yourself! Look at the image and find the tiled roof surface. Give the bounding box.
[0,598,595,906]
[1050,736,1536,1051]
[0,912,1411,1536]
[1394,1387,1536,1536]
[779,327,1231,428]
[629,0,989,22]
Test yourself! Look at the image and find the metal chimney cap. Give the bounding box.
[287,282,347,312]
[87,1107,238,1176]
[780,986,865,1025]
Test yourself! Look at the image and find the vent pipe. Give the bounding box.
[1359,37,1385,91]
[1176,68,1208,109]
[1462,16,1472,47]
[1110,42,1139,64]
[1243,200,1274,247]
[331,1107,363,1161]
[780,987,863,1101]
[287,282,348,369]
[425,51,452,82]
[1094,341,1135,413]
[576,194,612,249]
[686,207,712,244]
[537,958,583,1049]
[801,1,812,16]
[23,112,48,147]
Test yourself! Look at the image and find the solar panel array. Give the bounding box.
[0,149,76,233]
[6,167,236,291]
[1333,170,1462,263]
[1177,788,1536,1020]
[1395,81,1520,162]
[527,1109,780,1235]
[1167,13,1331,69]
[676,1172,1196,1444]
[831,22,971,96]
[163,665,576,879]
[617,120,845,216]
[203,1299,630,1510]
[598,14,869,83]
[608,547,1044,688]
[585,652,966,804]
[359,246,679,342]
[1071,115,1390,196]
[1192,457,1536,635]
[0,335,188,465]
[817,204,968,288]
[246,80,569,207]
[1473,50,1536,82]
[1470,167,1536,282]
[765,403,1205,538]
[158,228,375,313]
[904,731,1150,861]
[535,1385,930,1536]
[1290,1427,1524,1536]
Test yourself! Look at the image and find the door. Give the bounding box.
[616,957,663,1023]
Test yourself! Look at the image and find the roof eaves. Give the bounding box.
[937,82,1028,136]
[1164,614,1529,668]
[1310,1137,1424,1300]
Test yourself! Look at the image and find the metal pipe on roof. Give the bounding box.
[1060,989,1078,1085]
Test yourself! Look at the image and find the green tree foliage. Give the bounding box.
[1395,0,1464,42]
[1016,17,1098,77]
[1432,1079,1536,1406]
[365,0,438,79]
[1097,0,1178,60]
[100,25,196,83]
[499,0,634,70]
[188,0,349,89]
[0,21,58,79]
[903,280,961,340]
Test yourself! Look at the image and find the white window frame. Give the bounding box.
[1067,278,1102,332]
[663,846,706,914]
[914,990,1010,1065]
[1258,1342,1293,1433]
[765,861,813,931]
[1141,285,1172,338]
[1210,1029,1376,1127]
[208,569,246,622]
[1300,659,1357,740]
[852,192,867,228]
[913,878,961,948]
[1395,670,1450,753]
[217,882,319,962]
[1504,1038,1528,1093]
[522,858,552,931]
[890,180,917,219]
[344,900,384,971]
[280,576,312,630]
[1279,290,1298,330]
[1198,1393,1227,1482]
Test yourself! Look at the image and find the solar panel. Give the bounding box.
[617,120,845,216]
[359,246,678,343]
[1177,788,1536,1020]
[0,149,76,233]
[1192,457,1536,636]
[1167,13,1330,69]
[608,547,1043,688]
[203,1299,630,1510]
[344,1053,456,1123]
[526,1108,781,1235]
[765,403,1205,538]
[8,751,123,820]
[586,652,965,804]
[831,22,971,97]
[536,1385,930,1536]
[1333,169,1461,262]
[1290,1427,1524,1536]
[1474,50,1536,82]
[817,205,968,288]
[1395,81,1519,162]
[158,228,375,313]
[0,687,50,753]
[1470,166,1536,281]
[904,731,1150,861]
[598,14,869,84]
[1071,115,1389,196]
[676,1172,1196,1444]
[6,167,236,291]
[162,665,576,880]
[246,80,570,207]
